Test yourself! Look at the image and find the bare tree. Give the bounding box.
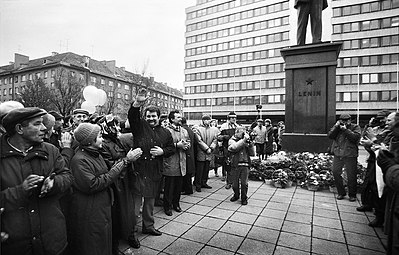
[18,78,53,110]
[50,68,85,116]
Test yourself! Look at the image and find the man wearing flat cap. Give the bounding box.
[72,108,89,128]
[219,112,239,189]
[328,113,361,202]
[0,107,73,255]
[0,101,24,136]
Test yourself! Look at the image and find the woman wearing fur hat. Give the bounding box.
[69,123,141,255]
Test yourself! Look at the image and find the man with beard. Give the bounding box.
[0,107,73,255]
[128,89,174,236]
[162,111,190,216]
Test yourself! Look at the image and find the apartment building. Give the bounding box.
[184,0,399,124]
[0,52,183,118]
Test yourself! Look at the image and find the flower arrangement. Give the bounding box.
[272,168,295,188]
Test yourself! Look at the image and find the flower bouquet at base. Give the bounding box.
[271,168,295,188]
[301,171,322,191]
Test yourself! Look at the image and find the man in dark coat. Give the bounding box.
[328,113,361,202]
[295,0,328,45]
[0,107,74,255]
[128,89,174,236]
[181,117,196,195]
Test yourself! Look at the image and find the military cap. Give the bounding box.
[2,107,47,132]
[72,109,89,116]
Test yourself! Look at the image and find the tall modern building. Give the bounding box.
[0,52,183,118]
[184,0,399,124]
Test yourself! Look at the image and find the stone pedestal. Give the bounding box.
[280,42,342,153]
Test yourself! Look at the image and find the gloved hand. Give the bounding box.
[377,149,397,172]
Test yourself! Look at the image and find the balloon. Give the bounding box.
[97,89,107,106]
[83,86,98,104]
[81,101,96,114]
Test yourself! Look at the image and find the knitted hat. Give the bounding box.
[74,123,101,146]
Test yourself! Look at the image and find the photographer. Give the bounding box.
[328,113,361,202]
[228,126,255,205]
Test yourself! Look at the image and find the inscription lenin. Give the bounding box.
[293,68,327,133]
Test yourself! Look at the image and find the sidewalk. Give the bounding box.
[119,173,387,255]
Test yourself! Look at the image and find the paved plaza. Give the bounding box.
[119,168,387,255]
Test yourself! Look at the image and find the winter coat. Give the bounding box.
[101,136,135,240]
[163,125,189,177]
[228,135,255,168]
[69,147,126,255]
[264,125,274,155]
[328,123,361,157]
[127,105,174,197]
[0,135,73,255]
[195,125,219,161]
[182,124,196,176]
[253,125,267,144]
[220,122,238,158]
[294,0,328,10]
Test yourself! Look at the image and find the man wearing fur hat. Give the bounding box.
[0,107,74,255]
[128,89,175,236]
[328,113,361,202]
[194,114,220,192]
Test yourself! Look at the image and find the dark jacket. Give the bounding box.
[69,147,125,255]
[182,124,196,176]
[128,105,174,197]
[294,0,328,10]
[228,135,255,168]
[0,135,73,255]
[328,123,361,157]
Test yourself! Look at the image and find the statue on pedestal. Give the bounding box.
[295,0,328,45]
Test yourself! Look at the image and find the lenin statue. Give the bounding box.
[295,0,328,45]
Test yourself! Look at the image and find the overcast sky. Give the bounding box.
[0,0,196,90]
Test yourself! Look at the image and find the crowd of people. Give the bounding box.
[0,91,398,254]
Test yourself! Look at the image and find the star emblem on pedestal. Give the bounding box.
[306,78,314,86]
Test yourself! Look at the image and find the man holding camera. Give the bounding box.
[228,126,255,205]
[328,113,361,202]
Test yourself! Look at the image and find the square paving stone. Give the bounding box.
[288,204,313,215]
[345,232,385,251]
[208,193,230,201]
[207,208,235,220]
[197,245,235,255]
[198,198,222,207]
[281,220,311,236]
[274,246,310,255]
[314,195,336,204]
[277,232,311,252]
[181,226,217,244]
[173,212,203,226]
[291,198,313,207]
[163,238,204,255]
[237,204,263,215]
[159,221,192,237]
[311,237,349,255]
[254,216,284,230]
[348,245,385,255]
[342,221,378,237]
[340,211,370,224]
[313,202,338,211]
[312,225,345,243]
[181,196,204,204]
[246,198,267,208]
[216,201,242,211]
[247,226,279,244]
[260,208,287,219]
[219,221,252,237]
[196,216,227,231]
[180,202,194,211]
[237,238,275,255]
[191,191,211,198]
[230,211,258,225]
[270,195,292,203]
[265,202,290,211]
[249,193,272,201]
[337,204,363,214]
[208,232,244,252]
[285,211,312,224]
[313,216,342,230]
[313,207,339,219]
[187,204,213,215]
[122,245,159,255]
[140,233,178,251]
